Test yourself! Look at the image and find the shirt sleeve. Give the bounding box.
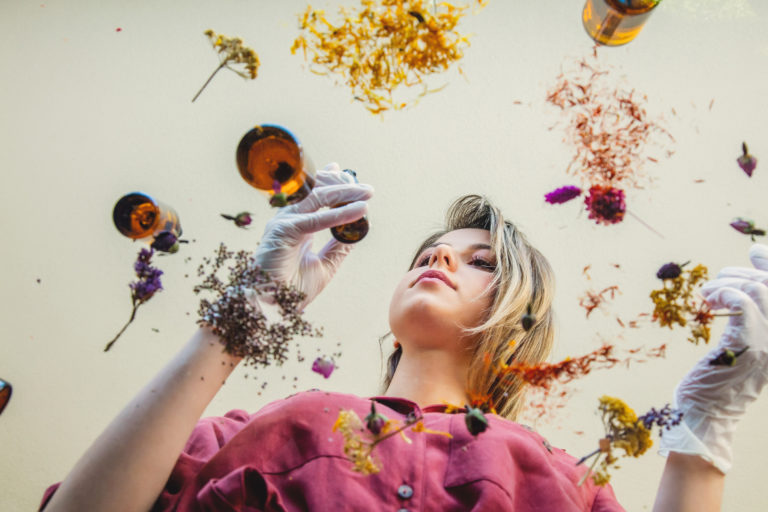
[37,409,254,512]
[591,483,627,512]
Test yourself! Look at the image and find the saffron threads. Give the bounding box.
[192,30,260,102]
[104,248,163,352]
[579,285,620,318]
[291,0,486,114]
[546,50,673,225]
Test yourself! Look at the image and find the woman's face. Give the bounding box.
[388,228,496,353]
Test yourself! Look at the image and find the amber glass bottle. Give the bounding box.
[236,125,369,244]
[582,0,658,46]
[236,125,315,205]
[112,192,182,240]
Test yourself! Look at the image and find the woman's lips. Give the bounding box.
[414,270,456,289]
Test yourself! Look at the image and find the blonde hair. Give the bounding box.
[381,194,556,421]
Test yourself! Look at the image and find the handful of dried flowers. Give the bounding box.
[650,263,713,344]
[194,243,322,369]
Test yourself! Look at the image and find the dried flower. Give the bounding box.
[364,402,388,435]
[650,263,713,344]
[221,212,253,228]
[637,403,683,433]
[577,396,664,486]
[709,346,749,366]
[291,0,486,114]
[730,217,766,241]
[192,30,260,102]
[311,356,336,378]
[584,185,626,225]
[656,261,688,280]
[464,405,489,436]
[521,302,536,331]
[333,401,451,474]
[544,185,582,204]
[105,248,163,352]
[150,231,181,253]
[194,243,322,368]
[737,142,757,177]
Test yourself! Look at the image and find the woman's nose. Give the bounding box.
[430,244,457,272]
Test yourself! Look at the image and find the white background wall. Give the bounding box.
[1,0,766,510]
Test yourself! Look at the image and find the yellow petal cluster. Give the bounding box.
[291,0,486,114]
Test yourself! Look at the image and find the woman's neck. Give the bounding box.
[383,349,471,408]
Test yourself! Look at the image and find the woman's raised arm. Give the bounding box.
[43,327,241,512]
[652,244,768,511]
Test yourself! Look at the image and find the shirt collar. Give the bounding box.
[368,395,467,415]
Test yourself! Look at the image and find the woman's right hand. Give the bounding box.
[253,163,374,309]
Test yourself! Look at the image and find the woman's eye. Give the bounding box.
[470,257,496,271]
[416,254,431,267]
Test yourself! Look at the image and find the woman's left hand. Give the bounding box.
[659,244,768,473]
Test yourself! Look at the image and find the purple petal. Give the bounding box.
[311,356,335,378]
[730,218,753,234]
[545,186,583,204]
[737,155,757,177]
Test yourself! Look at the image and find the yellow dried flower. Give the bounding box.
[291,0,486,114]
[192,29,261,102]
[333,409,381,474]
[650,263,713,344]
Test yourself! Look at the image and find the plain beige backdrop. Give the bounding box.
[1,0,767,510]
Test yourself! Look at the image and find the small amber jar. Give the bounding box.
[582,0,658,46]
[112,192,182,241]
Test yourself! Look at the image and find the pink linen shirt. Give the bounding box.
[40,389,624,511]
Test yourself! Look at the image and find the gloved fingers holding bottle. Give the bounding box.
[254,162,374,309]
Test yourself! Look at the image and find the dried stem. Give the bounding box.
[192,62,227,103]
[104,302,140,352]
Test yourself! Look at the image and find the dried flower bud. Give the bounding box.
[464,405,489,436]
[656,261,688,280]
[737,142,757,177]
[151,231,180,253]
[709,346,749,366]
[364,402,388,436]
[544,185,582,204]
[221,212,253,228]
[270,193,288,208]
[311,356,336,378]
[521,303,536,331]
[730,218,766,240]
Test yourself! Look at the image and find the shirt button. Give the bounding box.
[397,509,410,512]
[397,484,414,499]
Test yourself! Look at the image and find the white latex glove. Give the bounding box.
[253,163,373,309]
[659,244,768,473]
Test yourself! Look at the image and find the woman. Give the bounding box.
[39,166,768,511]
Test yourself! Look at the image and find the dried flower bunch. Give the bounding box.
[194,243,322,368]
[291,0,486,114]
[333,401,453,475]
[104,248,164,352]
[577,396,681,486]
[545,50,673,225]
[650,263,713,344]
[192,30,260,102]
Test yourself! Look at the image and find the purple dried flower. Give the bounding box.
[584,186,626,225]
[151,231,180,253]
[364,402,388,436]
[221,212,253,228]
[637,404,683,435]
[545,185,583,204]
[311,356,335,378]
[709,346,749,366]
[731,218,766,241]
[737,142,757,177]
[656,261,689,280]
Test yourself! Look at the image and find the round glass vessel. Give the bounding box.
[112,192,182,241]
[582,0,658,46]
